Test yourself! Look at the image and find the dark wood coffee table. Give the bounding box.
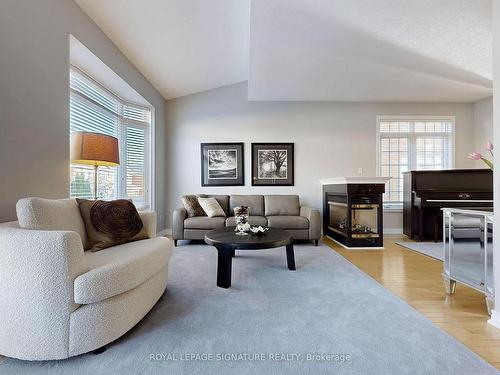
[204,227,295,288]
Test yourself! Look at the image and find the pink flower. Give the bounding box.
[486,142,494,151]
[468,152,482,160]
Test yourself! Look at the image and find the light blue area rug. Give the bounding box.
[2,243,497,374]
[396,241,443,261]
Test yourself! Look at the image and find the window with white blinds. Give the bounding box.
[377,117,454,208]
[69,67,152,208]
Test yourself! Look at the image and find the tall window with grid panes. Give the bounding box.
[69,66,153,209]
[377,117,454,209]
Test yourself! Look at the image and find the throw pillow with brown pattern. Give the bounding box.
[77,198,149,252]
[181,195,207,217]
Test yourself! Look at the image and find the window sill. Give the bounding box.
[384,208,403,213]
[383,204,403,213]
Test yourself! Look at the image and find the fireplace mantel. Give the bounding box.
[320,177,390,185]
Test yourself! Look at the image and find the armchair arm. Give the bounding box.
[0,227,87,360]
[300,206,321,240]
[173,208,187,240]
[139,211,157,238]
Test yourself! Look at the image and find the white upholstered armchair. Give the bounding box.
[0,198,173,360]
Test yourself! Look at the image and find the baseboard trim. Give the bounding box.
[488,310,500,329]
[162,228,401,238]
[324,229,402,235]
[326,235,385,250]
[157,228,171,237]
[384,228,403,235]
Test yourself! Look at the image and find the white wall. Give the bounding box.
[474,96,494,167]
[165,82,477,231]
[0,0,167,230]
[488,0,500,329]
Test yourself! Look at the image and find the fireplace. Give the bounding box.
[322,178,388,248]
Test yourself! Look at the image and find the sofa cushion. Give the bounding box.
[77,199,149,252]
[229,195,264,216]
[267,216,309,229]
[225,216,268,227]
[264,195,300,216]
[198,197,226,217]
[201,195,229,216]
[74,237,172,304]
[181,195,206,217]
[16,197,88,248]
[184,217,226,229]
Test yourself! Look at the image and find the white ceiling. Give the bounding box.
[76,0,492,102]
[75,0,250,100]
[248,0,492,102]
[70,35,150,105]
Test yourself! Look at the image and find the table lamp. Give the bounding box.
[70,132,120,199]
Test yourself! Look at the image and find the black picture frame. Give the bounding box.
[201,143,244,186]
[252,143,294,186]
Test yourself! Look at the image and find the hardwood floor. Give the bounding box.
[323,235,500,369]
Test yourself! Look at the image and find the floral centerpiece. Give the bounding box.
[468,141,494,170]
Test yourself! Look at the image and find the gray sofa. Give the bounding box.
[173,195,321,246]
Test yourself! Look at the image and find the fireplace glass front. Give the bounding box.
[328,199,348,236]
[350,200,379,238]
[324,184,384,248]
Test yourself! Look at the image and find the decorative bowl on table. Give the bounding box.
[235,222,251,235]
[250,226,269,236]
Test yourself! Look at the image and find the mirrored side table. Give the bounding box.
[442,208,494,315]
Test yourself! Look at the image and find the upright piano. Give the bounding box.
[403,169,493,241]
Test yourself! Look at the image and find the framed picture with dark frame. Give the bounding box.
[252,143,294,186]
[201,143,244,186]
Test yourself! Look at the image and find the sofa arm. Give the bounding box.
[139,211,157,238]
[173,208,187,240]
[0,227,88,360]
[300,206,321,240]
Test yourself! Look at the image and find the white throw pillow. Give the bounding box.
[198,197,226,217]
[16,197,88,248]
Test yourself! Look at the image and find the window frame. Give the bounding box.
[69,65,155,210]
[376,115,456,211]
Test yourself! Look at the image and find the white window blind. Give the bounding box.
[69,67,152,208]
[377,117,454,208]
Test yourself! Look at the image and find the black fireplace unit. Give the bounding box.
[323,183,385,248]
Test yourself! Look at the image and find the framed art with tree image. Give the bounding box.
[201,143,244,186]
[252,143,294,186]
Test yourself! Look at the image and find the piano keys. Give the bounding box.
[403,169,493,241]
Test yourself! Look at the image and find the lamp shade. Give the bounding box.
[70,132,119,167]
